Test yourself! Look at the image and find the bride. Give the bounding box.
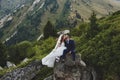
[42,34,66,67]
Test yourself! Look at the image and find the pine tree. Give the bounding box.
[87,12,99,38]
[43,21,56,39]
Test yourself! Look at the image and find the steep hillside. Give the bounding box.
[0,0,120,45]
[0,0,33,19]
[0,0,70,45]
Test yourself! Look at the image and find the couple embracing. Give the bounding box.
[42,33,76,67]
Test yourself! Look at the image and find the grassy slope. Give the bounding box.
[70,0,120,21]
[72,11,120,80]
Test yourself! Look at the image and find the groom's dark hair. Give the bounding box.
[66,33,71,38]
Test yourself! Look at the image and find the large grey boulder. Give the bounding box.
[45,54,97,80]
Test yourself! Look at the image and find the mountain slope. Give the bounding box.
[0,0,120,45]
[0,0,70,45]
[0,0,33,19]
[70,0,120,20]
[0,11,120,80]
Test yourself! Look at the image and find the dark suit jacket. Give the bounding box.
[65,39,75,52]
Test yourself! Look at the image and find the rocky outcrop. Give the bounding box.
[45,54,97,80]
[0,60,42,80]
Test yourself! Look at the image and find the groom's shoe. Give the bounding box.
[56,57,60,62]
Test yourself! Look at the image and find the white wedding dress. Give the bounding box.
[42,34,66,67]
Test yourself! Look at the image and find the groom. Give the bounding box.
[62,34,76,61]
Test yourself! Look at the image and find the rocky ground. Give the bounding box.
[0,53,97,80]
[0,60,42,80]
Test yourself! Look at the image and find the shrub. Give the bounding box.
[8,41,35,64]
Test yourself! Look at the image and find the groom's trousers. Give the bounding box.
[62,49,76,61]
